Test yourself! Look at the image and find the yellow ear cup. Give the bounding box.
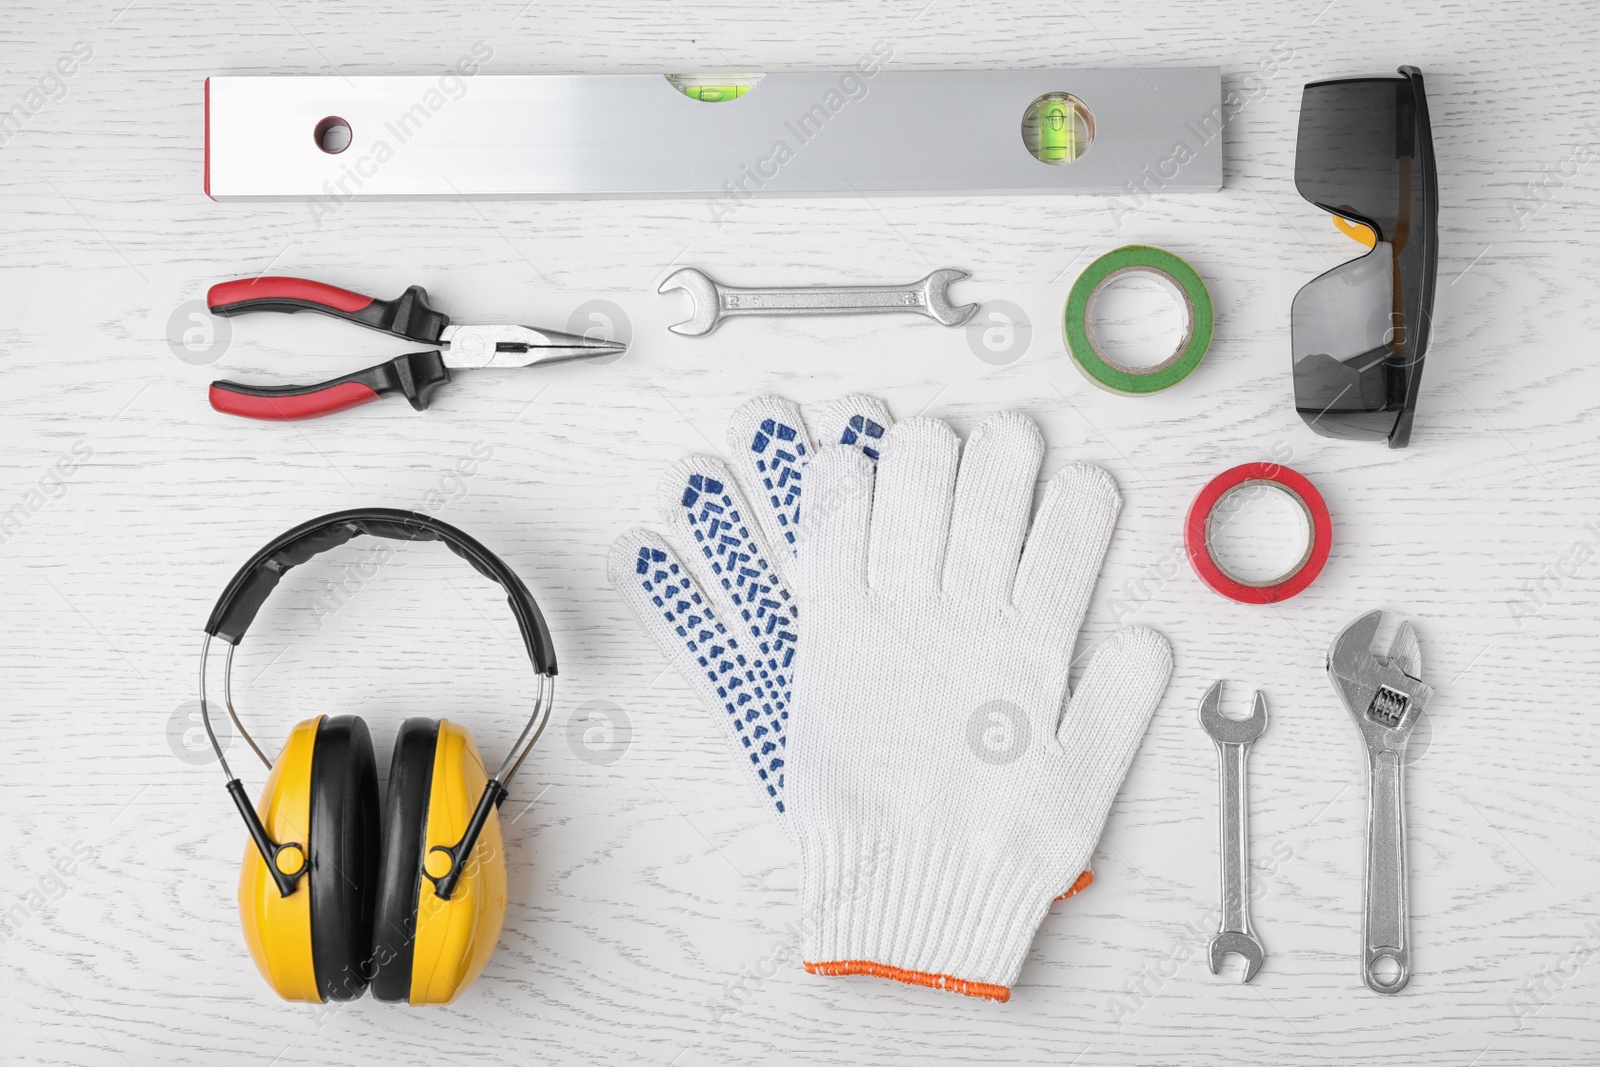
[409,721,509,1005]
[238,717,322,1002]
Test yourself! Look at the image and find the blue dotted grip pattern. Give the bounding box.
[839,413,886,461]
[679,470,796,654]
[749,417,808,550]
[627,403,889,817]
[632,544,788,812]
[747,411,886,549]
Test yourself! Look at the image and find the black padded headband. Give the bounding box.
[203,507,557,676]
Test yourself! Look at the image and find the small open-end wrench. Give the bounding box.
[1198,679,1268,983]
[658,267,977,336]
[1328,609,1435,994]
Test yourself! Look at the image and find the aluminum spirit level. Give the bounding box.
[204,68,1223,202]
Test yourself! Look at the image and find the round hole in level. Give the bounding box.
[1085,269,1188,370]
[313,116,352,154]
[1205,481,1314,587]
[1022,92,1094,165]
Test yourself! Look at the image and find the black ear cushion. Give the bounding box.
[308,715,380,1003]
[370,717,439,1003]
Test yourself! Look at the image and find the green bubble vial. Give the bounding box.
[667,74,764,102]
[1022,92,1094,165]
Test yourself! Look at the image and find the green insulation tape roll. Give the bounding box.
[1063,245,1213,395]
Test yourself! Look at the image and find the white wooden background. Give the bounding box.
[3,1,1598,1063]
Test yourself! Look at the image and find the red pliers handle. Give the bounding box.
[206,277,451,421]
[208,351,453,421]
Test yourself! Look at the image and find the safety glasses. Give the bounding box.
[1291,66,1436,448]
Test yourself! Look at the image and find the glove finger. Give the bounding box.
[809,393,893,461]
[659,454,798,643]
[867,418,959,595]
[794,445,874,596]
[1054,626,1172,815]
[941,411,1044,601]
[608,530,791,817]
[725,394,893,572]
[1013,463,1121,649]
[725,395,815,573]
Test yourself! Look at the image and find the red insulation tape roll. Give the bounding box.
[1185,462,1332,604]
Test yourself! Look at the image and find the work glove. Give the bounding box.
[787,411,1170,1000]
[610,397,1169,1001]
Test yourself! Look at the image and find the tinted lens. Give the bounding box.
[1295,78,1412,237]
[1292,248,1403,441]
[1292,69,1435,446]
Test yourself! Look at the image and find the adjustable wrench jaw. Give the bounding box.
[1327,610,1435,752]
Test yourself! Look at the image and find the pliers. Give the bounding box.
[205,276,626,420]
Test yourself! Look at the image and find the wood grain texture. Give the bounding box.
[2,0,1599,1062]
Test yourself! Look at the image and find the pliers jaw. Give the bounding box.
[440,324,626,368]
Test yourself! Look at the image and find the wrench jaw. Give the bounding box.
[1208,931,1265,984]
[1327,610,1435,751]
[919,269,979,327]
[659,267,721,336]
[1197,680,1268,746]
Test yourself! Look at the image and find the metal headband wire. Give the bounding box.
[198,632,555,786]
[224,641,272,769]
[197,635,234,781]
[493,671,555,785]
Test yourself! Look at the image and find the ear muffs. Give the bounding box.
[306,715,379,1002]
[371,718,509,1005]
[205,510,555,1005]
[371,718,439,1002]
[238,716,379,1003]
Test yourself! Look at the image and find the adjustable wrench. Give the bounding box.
[1198,680,1267,982]
[658,267,977,336]
[1328,609,1435,994]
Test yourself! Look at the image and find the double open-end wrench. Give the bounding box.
[1198,679,1268,983]
[658,267,977,336]
[1328,609,1435,994]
